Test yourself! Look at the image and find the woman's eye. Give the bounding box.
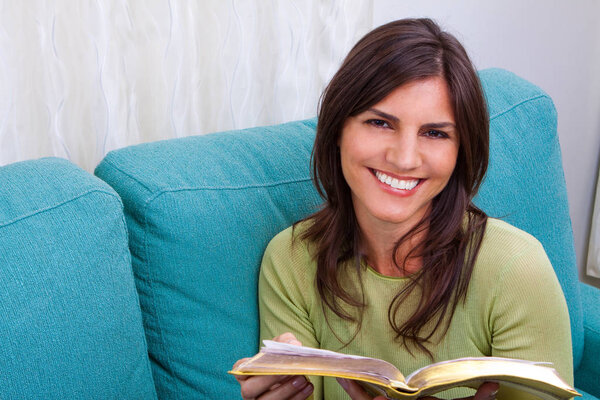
[423,129,449,138]
[366,119,390,128]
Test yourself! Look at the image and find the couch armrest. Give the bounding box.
[574,282,600,397]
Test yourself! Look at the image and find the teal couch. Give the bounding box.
[1,69,598,399]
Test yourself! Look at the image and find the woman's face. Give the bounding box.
[339,76,459,233]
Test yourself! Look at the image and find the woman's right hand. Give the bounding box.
[234,332,314,399]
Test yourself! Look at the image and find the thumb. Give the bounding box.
[473,382,499,400]
[273,332,302,346]
[337,378,376,400]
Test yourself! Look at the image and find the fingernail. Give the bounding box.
[303,383,314,394]
[336,377,349,390]
[291,376,306,388]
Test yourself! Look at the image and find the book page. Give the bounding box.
[262,340,374,359]
[405,357,578,399]
[234,341,411,391]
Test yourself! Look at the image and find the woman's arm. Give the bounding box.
[488,239,573,399]
[257,227,323,398]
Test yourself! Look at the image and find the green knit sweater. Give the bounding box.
[258,218,573,399]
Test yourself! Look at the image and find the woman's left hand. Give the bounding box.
[337,378,499,400]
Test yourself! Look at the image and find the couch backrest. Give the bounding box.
[475,68,581,364]
[95,68,581,399]
[95,120,321,398]
[0,158,157,399]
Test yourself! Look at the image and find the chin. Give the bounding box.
[368,203,429,227]
[374,213,418,226]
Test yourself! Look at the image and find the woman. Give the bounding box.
[234,18,572,400]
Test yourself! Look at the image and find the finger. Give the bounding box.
[233,358,252,384]
[258,376,313,400]
[238,374,291,399]
[472,382,499,400]
[445,381,500,400]
[233,357,250,370]
[287,384,315,400]
[273,332,302,346]
[337,378,373,400]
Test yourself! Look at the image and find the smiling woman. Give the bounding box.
[339,78,460,267]
[233,18,573,400]
[303,19,490,351]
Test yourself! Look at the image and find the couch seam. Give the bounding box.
[102,157,313,195]
[489,94,551,121]
[141,194,180,400]
[115,200,159,397]
[0,189,122,229]
[100,158,154,193]
[144,176,314,202]
[583,324,600,336]
[106,202,159,398]
[136,177,315,210]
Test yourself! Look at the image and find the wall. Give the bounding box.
[372,0,600,285]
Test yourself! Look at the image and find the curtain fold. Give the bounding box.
[0,1,373,171]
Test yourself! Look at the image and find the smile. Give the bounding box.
[374,170,420,190]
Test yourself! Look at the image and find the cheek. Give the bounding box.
[338,145,355,184]
[432,147,459,179]
[340,136,368,170]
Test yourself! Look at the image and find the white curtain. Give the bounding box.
[587,175,600,278]
[0,1,373,171]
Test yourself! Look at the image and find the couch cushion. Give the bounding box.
[476,68,582,366]
[95,69,581,398]
[95,120,321,398]
[0,157,156,399]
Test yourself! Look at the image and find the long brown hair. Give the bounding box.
[299,18,489,356]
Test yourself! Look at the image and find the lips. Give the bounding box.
[373,170,420,190]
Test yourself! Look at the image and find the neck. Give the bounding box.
[359,220,427,277]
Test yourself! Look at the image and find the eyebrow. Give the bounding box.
[422,122,456,129]
[367,108,399,123]
[366,108,456,129]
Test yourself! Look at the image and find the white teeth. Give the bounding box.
[375,171,419,190]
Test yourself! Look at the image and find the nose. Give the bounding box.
[385,132,422,171]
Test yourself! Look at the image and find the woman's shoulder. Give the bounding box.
[265,220,313,254]
[480,217,545,255]
[469,217,561,303]
[474,217,553,278]
[262,220,317,277]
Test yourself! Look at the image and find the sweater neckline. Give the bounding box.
[362,259,415,282]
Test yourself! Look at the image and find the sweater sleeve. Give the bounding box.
[258,227,323,399]
[489,238,573,399]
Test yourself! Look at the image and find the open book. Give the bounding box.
[230,341,580,399]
